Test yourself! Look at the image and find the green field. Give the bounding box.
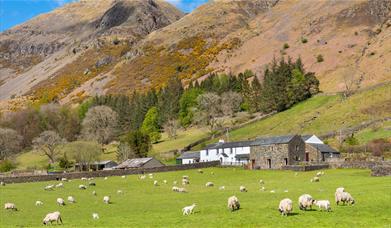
[1,168,390,227]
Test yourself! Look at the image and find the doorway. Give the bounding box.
[267,159,271,169]
[305,153,309,162]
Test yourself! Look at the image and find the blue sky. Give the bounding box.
[0,0,209,32]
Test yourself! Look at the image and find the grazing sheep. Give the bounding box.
[314,200,331,211]
[311,177,320,182]
[92,213,99,220]
[88,182,96,186]
[67,196,76,203]
[336,192,355,205]
[336,187,345,193]
[259,180,264,184]
[79,185,87,190]
[121,175,126,179]
[227,196,240,211]
[270,190,275,193]
[55,183,64,188]
[205,182,214,187]
[299,194,315,210]
[43,211,62,225]
[178,188,187,193]
[219,186,225,190]
[36,201,44,206]
[198,169,203,174]
[182,179,190,185]
[0,181,5,186]
[139,175,146,180]
[92,191,97,196]
[240,186,247,192]
[172,186,179,192]
[154,180,159,186]
[44,185,54,191]
[182,203,196,215]
[284,189,289,193]
[316,172,322,177]
[173,181,177,185]
[278,198,293,216]
[104,177,108,180]
[260,186,266,191]
[163,180,167,184]
[61,178,68,182]
[56,198,65,206]
[103,196,110,204]
[81,177,87,181]
[182,175,189,180]
[4,203,17,211]
[117,190,123,194]
[148,174,153,179]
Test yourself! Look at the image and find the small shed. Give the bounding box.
[307,143,340,162]
[75,160,118,171]
[115,157,165,169]
[177,151,200,164]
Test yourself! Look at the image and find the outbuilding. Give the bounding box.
[115,157,165,169]
[177,151,200,164]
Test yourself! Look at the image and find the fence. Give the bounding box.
[0,161,220,184]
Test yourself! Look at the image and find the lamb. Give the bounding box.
[316,172,323,177]
[205,182,214,187]
[148,174,153,179]
[219,186,225,190]
[227,196,240,211]
[36,201,44,206]
[103,196,110,204]
[178,187,187,193]
[182,175,189,180]
[278,198,293,216]
[104,177,108,180]
[270,190,275,193]
[56,198,65,206]
[311,177,320,182]
[182,203,196,215]
[92,213,99,220]
[260,186,266,191]
[88,182,96,186]
[182,179,190,185]
[67,196,76,203]
[163,180,167,184]
[139,175,146,180]
[154,180,159,186]
[92,191,97,196]
[240,186,247,192]
[61,178,68,182]
[43,211,62,225]
[336,192,355,205]
[79,185,87,190]
[298,194,315,210]
[314,200,331,211]
[4,203,17,211]
[44,185,54,191]
[81,177,87,181]
[121,175,126,179]
[55,183,64,188]
[0,181,5,186]
[117,190,123,194]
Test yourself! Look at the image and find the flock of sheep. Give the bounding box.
[3,169,356,225]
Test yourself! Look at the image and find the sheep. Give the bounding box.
[205,182,214,187]
[121,175,126,179]
[336,192,355,205]
[240,186,247,192]
[299,194,315,210]
[56,198,65,206]
[103,196,110,204]
[104,177,108,180]
[44,185,54,191]
[278,198,293,216]
[336,187,345,193]
[61,178,68,182]
[259,179,264,184]
[314,200,331,211]
[43,211,62,225]
[172,186,179,192]
[198,169,203,174]
[35,201,44,206]
[117,190,123,194]
[163,180,167,184]
[139,175,146,180]
[0,181,5,186]
[311,177,320,182]
[92,213,99,220]
[67,196,76,203]
[154,180,159,186]
[182,175,189,180]
[182,203,196,215]
[219,186,225,190]
[79,185,87,190]
[88,177,94,181]
[55,183,64,188]
[4,203,17,211]
[148,174,153,179]
[92,191,97,196]
[182,179,190,185]
[88,182,96,186]
[316,172,322,177]
[81,177,87,181]
[227,196,240,211]
[178,187,187,193]
[284,189,289,193]
[173,181,178,185]
[260,186,266,191]
[270,190,275,193]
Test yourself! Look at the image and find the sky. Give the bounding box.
[0,0,209,32]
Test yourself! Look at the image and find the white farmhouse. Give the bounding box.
[177,151,200,164]
[200,140,253,165]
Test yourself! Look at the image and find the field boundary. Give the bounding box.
[0,161,220,184]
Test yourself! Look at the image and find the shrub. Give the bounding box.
[316,54,324,63]
[0,160,16,172]
[283,43,290,49]
[58,153,73,169]
[301,37,308,44]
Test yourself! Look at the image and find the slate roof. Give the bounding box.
[204,140,254,150]
[115,158,153,169]
[301,135,312,141]
[235,154,250,159]
[250,135,296,146]
[308,143,339,153]
[178,151,200,159]
[91,160,117,165]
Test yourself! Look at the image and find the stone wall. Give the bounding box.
[371,165,391,176]
[281,164,329,171]
[0,161,220,184]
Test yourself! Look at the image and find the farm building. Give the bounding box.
[177,151,200,164]
[301,135,324,144]
[115,157,165,169]
[75,160,118,171]
[200,140,253,165]
[306,143,340,162]
[249,135,305,169]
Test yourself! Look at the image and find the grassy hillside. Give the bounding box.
[1,168,390,227]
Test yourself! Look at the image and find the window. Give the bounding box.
[230,148,233,154]
[206,150,209,156]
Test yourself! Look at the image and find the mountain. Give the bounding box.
[0,0,390,107]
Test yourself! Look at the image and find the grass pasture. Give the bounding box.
[0,168,390,227]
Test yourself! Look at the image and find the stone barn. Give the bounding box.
[115,157,165,169]
[249,135,305,169]
[306,143,340,162]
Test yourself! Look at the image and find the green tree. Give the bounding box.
[65,141,102,171]
[122,130,151,158]
[158,76,184,124]
[179,88,203,128]
[141,107,161,143]
[249,76,262,112]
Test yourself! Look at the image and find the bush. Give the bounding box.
[283,43,290,49]
[301,37,308,44]
[58,153,73,169]
[0,160,16,172]
[316,54,324,63]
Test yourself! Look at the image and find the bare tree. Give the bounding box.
[0,128,23,160]
[116,142,136,162]
[197,93,222,134]
[81,106,118,144]
[32,131,65,164]
[64,141,102,171]
[163,119,179,139]
[221,91,242,117]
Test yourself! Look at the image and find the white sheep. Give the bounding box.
[278,198,293,216]
[182,175,189,180]
[219,186,225,190]
[0,181,5,186]
[163,180,167,184]
[55,183,63,188]
[117,190,123,194]
[154,180,159,186]
[61,178,67,181]
[299,194,315,210]
[104,177,108,180]
[92,213,99,220]
[88,177,94,181]
[259,179,264,184]
[121,175,126,179]
[316,172,322,177]
[336,191,355,205]
[67,196,76,203]
[240,186,247,192]
[178,187,187,193]
[205,182,214,187]
[182,203,196,215]
[35,201,44,206]
[172,186,179,192]
[311,177,320,182]
[315,200,331,211]
[56,198,65,206]
[148,174,153,179]
[88,182,96,186]
[336,187,345,193]
[43,211,62,225]
[44,185,54,191]
[4,203,17,211]
[81,177,87,181]
[79,185,87,190]
[270,190,275,193]
[103,196,110,204]
[182,179,190,185]
[92,191,97,196]
[139,175,146,180]
[260,186,266,191]
[227,196,240,211]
